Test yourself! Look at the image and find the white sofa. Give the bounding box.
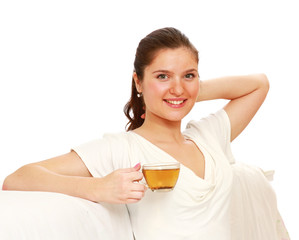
[0,187,134,240]
[0,163,290,240]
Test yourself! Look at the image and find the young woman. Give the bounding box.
[2,28,288,239]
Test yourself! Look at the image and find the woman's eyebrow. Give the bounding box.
[152,69,198,74]
[183,68,198,73]
[152,70,171,74]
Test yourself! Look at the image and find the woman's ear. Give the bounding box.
[133,72,142,93]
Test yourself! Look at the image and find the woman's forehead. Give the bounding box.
[146,47,198,72]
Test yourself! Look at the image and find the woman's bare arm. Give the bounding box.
[2,151,146,204]
[3,151,94,199]
[197,73,270,141]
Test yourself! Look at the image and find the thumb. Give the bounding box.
[120,163,141,173]
[133,163,141,171]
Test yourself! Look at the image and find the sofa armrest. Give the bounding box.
[0,190,134,240]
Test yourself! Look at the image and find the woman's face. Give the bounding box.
[134,47,200,124]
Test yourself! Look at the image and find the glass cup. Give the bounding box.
[142,162,180,192]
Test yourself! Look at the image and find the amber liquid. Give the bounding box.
[142,168,180,191]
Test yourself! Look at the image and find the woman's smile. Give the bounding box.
[163,98,187,108]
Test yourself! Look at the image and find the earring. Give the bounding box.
[137,92,143,98]
[141,106,145,119]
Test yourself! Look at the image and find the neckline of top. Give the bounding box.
[128,131,212,181]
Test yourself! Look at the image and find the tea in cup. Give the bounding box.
[142,162,180,192]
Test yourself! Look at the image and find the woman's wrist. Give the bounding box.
[74,176,105,203]
[196,79,209,102]
[196,74,269,103]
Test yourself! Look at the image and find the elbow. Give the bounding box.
[2,174,14,190]
[2,165,29,191]
[257,73,270,92]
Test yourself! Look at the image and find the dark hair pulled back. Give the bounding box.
[124,27,199,131]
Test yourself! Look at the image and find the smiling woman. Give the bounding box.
[124,27,199,131]
[133,47,200,124]
[2,27,289,240]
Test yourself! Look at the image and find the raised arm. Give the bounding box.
[2,151,146,204]
[197,74,270,141]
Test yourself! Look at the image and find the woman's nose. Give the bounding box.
[169,78,184,96]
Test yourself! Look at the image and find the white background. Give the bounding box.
[0,0,298,238]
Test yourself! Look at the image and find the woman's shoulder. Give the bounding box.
[184,109,235,164]
[102,131,137,145]
[185,109,230,136]
[73,131,133,157]
[102,131,130,141]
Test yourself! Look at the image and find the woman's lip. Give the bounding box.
[163,99,187,108]
[164,98,186,101]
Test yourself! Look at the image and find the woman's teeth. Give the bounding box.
[165,100,184,105]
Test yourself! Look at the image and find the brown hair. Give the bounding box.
[124,27,199,131]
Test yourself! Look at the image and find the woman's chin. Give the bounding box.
[162,113,189,122]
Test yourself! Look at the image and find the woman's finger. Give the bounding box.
[119,163,141,173]
[130,182,147,192]
[127,190,145,200]
[128,171,144,182]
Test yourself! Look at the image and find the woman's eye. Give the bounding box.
[157,74,168,80]
[185,73,195,79]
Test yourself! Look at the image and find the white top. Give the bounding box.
[73,109,235,240]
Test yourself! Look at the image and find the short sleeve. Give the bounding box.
[72,133,132,177]
[184,109,235,164]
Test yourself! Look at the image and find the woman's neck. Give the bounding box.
[134,114,185,144]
